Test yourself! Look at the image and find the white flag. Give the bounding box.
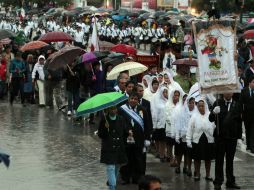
[90,18,99,52]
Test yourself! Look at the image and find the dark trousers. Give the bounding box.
[244,121,251,149]
[74,41,84,49]
[214,138,237,186]
[0,81,4,98]
[45,80,64,108]
[245,121,254,151]
[141,152,147,175]
[67,90,80,111]
[10,77,24,104]
[123,145,143,182]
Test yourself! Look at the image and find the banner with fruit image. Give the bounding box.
[193,20,240,94]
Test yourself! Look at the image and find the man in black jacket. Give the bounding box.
[240,76,254,152]
[209,93,242,190]
[118,92,151,184]
[244,59,254,87]
[136,84,153,175]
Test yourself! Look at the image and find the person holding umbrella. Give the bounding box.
[64,61,80,116]
[98,106,128,190]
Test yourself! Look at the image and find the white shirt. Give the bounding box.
[74,31,84,43]
[32,63,45,80]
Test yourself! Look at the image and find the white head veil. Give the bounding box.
[141,75,151,89]
[150,86,168,129]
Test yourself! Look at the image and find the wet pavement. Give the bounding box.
[0,102,254,190]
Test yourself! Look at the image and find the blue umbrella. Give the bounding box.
[112,15,125,21]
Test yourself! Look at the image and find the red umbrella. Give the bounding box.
[244,30,254,39]
[20,41,49,52]
[39,31,74,43]
[172,58,198,67]
[111,44,137,55]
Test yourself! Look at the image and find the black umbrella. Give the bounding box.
[154,11,166,18]
[139,13,151,19]
[101,57,125,66]
[0,29,16,40]
[0,151,10,168]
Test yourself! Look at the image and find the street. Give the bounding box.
[0,102,254,190]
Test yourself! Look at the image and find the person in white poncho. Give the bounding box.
[165,89,182,165]
[143,76,159,102]
[174,96,196,176]
[186,98,216,181]
[150,86,168,162]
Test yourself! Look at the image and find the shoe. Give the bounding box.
[194,176,200,181]
[121,180,130,185]
[175,167,180,174]
[187,170,192,177]
[58,105,66,111]
[160,158,165,163]
[205,176,213,181]
[67,111,72,116]
[214,185,222,190]
[183,167,187,174]
[170,162,178,167]
[89,120,95,125]
[226,183,240,189]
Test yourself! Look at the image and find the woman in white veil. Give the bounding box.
[174,95,196,176]
[161,71,185,95]
[151,86,169,162]
[186,98,216,181]
[141,75,151,89]
[143,76,159,102]
[165,89,183,165]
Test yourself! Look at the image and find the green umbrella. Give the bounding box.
[76,92,127,117]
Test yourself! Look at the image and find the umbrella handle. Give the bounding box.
[103,110,110,131]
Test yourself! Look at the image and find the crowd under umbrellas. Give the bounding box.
[0,5,254,190]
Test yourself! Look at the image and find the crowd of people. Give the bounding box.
[0,8,254,190]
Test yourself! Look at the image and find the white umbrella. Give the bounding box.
[107,62,148,80]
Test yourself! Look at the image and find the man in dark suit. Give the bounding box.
[118,92,151,184]
[240,76,254,152]
[244,60,254,88]
[136,84,153,175]
[209,93,242,190]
